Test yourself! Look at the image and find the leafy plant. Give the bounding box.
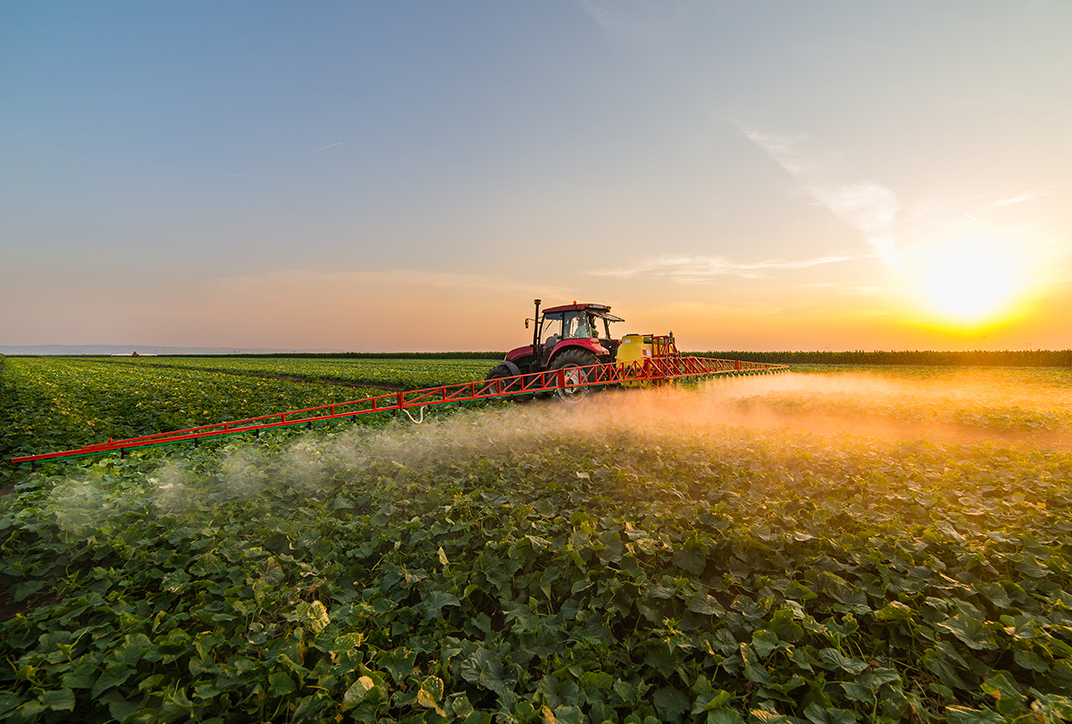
[2,362,1072,722]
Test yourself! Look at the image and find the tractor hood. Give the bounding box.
[505,344,535,362]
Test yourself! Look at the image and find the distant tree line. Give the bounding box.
[693,350,1072,366]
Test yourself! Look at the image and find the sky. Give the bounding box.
[2,1,1071,352]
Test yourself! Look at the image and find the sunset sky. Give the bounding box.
[2,1,1070,352]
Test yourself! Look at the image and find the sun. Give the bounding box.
[909,237,1025,325]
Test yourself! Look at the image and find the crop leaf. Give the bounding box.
[803,703,858,724]
[979,672,1024,716]
[653,686,690,723]
[91,665,133,698]
[379,647,417,683]
[1029,692,1072,722]
[268,671,297,697]
[342,676,377,709]
[39,688,76,712]
[422,590,461,619]
[706,709,745,724]
[819,648,869,675]
[100,691,141,722]
[945,705,1005,724]
[416,676,446,716]
[938,613,997,651]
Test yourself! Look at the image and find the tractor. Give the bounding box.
[486,299,678,400]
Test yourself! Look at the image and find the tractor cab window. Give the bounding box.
[564,311,597,339]
[540,313,564,348]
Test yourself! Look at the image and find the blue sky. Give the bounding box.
[2,1,1070,351]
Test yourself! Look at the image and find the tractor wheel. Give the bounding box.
[485,364,522,396]
[550,349,599,402]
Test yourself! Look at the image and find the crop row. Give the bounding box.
[0,357,387,465]
[114,357,501,391]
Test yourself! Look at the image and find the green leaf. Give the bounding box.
[379,647,417,683]
[694,689,733,714]
[579,670,614,695]
[612,678,638,705]
[297,600,331,633]
[91,665,132,698]
[803,703,857,724]
[937,612,997,651]
[268,671,297,697]
[101,691,142,722]
[61,661,98,690]
[979,672,1024,717]
[653,686,690,724]
[0,691,24,718]
[417,676,446,716]
[673,547,706,575]
[422,590,461,619]
[12,579,44,601]
[751,630,780,659]
[39,688,76,712]
[945,705,1005,724]
[1014,648,1048,672]
[342,675,377,709]
[875,601,913,621]
[819,648,869,675]
[740,643,770,686]
[460,647,516,694]
[1029,692,1072,722]
[553,705,583,724]
[688,592,725,616]
[707,709,744,724]
[749,706,791,723]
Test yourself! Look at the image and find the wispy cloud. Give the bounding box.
[593,253,854,283]
[995,191,1043,206]
[576,0,709,43]
[737,124,900,264]
[297,142,343,156]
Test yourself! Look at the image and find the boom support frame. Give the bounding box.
[10,356,787,465]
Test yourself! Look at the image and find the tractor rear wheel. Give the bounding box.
[550,349,599,401]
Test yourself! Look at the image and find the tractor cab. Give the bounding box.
[535,304,623,367]
[496,300,624,378]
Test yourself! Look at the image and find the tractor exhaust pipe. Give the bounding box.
[532,298,541,351]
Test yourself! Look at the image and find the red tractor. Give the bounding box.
[485,299,626,400]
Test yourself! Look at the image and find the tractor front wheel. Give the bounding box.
[550,349,599,401]
[485,363,522,396]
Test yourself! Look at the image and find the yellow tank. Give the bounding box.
[616,334,652,387]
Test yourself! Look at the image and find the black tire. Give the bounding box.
[485,363,522,396]
[549,349,599,401]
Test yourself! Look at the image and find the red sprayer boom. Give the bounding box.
[11,354,786,466]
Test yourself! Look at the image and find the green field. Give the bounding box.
[2,358,1072,723]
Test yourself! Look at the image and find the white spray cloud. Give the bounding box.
[739,125,901,264]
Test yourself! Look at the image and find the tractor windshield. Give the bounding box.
[563,311,597,339]
[541,307,623,349]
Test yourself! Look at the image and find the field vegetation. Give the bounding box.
[2,357,1072,723]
